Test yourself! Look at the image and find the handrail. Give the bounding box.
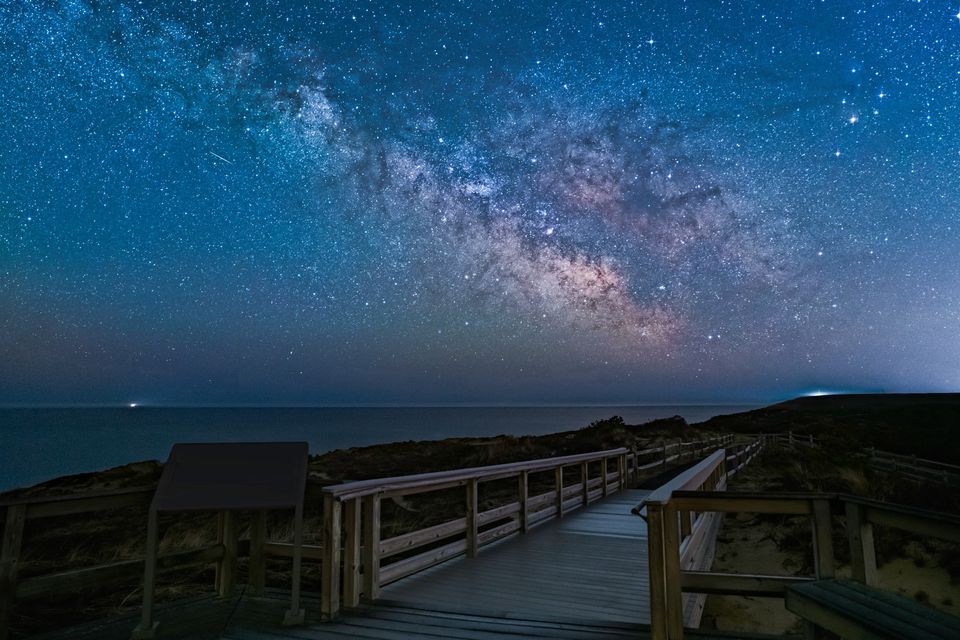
[323,447,629,501]
[642,449,727,506]
[866,448,960,470]
[641,439,766,639]
[0,487,156,523]
[647,488,960,639]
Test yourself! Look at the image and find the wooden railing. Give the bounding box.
[644,484,960,639]
[322,447,617,620]
[0,484,328,640]
[317,434,734,620]
[748,432,960,487]
[0,433,733,637]
[638,439,764,638]
[745,431,815,448]
[864,448,960,486]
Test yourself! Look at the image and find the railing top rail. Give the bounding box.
[0,485,155,509]
[841,493,960,525]
[665,490,960,527]
[323,446,629,500]
[1,436,733,511]
[642,448,727,507]
[867,450,960,470]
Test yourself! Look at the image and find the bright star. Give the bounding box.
[848,115,858,124]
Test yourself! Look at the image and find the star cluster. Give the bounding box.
[1,1,959,404]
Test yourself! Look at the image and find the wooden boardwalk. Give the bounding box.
[18,440,795,640]
[33,490,656,640]
[376,489,652,625]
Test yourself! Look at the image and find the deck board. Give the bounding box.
[377,489,652,625]
[224,602,645,640]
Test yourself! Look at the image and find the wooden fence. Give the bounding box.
[643,485,960,639]
[863,448,960,487]
[748,432,960,487]
[745,432,815,448]
[0,434,732,638]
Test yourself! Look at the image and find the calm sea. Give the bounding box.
[0,405,756,492]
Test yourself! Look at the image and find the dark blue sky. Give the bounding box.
[1,1,958,405]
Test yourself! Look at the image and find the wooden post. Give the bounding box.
[630,445,639,485]
[466,478,479,558]
[555,466,564,518]
[581,461,589,506]
[342,498,361,608]
[646,503,668,640]
[601,458,609,497]
[812,500,835,579]
[132,509,159,639]
[618,454,626,491]
[518,471,529,534]
[663,504,684,638]
[248,510,266,595]
[216,510,238,596]
[679,511,692,539]
[284,499,305,625]
[361,495,381,602]
[0,505,26,640]
[845,501,877,586]
[321,494,342,620]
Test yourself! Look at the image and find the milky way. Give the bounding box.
[1,1,959,404]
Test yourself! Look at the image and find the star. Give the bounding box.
[0,0,956,412]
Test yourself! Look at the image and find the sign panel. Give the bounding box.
[152,442,308,512]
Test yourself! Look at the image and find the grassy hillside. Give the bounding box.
[695,393,960,464]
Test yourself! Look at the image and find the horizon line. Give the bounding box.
[0,401,774,409]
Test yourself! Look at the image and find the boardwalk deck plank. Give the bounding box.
[378,489,653,625]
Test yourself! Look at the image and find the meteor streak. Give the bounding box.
[209,151,233,164]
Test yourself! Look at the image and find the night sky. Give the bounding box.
[1,1,959,405]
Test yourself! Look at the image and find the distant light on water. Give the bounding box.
[129,403,138,408]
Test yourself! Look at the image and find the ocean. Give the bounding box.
[0,405,756,492]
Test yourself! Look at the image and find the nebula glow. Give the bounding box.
[1,1,958,404]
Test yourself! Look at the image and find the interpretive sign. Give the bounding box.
[133,442,309,639]
[152,442,308,512]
